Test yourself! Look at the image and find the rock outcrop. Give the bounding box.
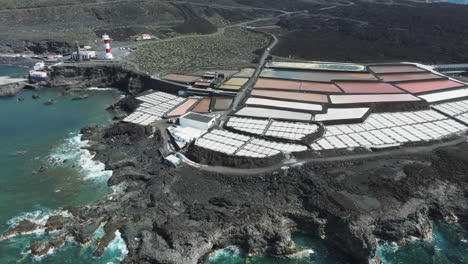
[3,120,466,263]
[46,63,185,95]
[0,80,27,97]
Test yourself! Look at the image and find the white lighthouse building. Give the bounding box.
[102,34,114,60]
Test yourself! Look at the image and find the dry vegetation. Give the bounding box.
[127,27,271,74]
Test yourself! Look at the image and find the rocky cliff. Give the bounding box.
[3,122,467,264]
[47,63,184,95]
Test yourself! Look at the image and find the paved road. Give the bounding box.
[182,136,468,176]
[221,33,278,123]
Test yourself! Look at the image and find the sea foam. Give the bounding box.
[50,133,113,181]
[86,87,115,91]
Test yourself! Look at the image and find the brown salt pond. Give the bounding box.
[378,73,444,82]
[212,98,233,111]
[192,98,211,113]
[336,82,404,94]
[395,80,466,94]
[166,99,199,117]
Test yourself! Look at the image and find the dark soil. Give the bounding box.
[273,1,468,64]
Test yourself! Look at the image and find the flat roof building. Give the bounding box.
[179,112,216,130]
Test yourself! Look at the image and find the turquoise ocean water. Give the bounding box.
[442,0,468,4]
[1,65,467,264]
[0,65,127,263]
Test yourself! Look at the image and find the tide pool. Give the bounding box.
[0,65,126,263]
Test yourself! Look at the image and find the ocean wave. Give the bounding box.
[207,245,242,263]
[86,87,115,91]
[50,133,113,181]
[108,230,129,262]
[7,209,53,228]
[7,208,72,229]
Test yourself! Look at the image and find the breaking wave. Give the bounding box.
[50,133,113,181]
[206,246,242,264]
[107,230,129,263]
[86,87,115,91]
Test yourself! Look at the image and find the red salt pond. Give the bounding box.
[166,99,199,117]
[300,82,342,93]
[336,82,404,94]
[255,78,301,90]
[370,65,426,74]
[254,78,341,93]
[192,98,211,113]
[378,73,444,82]
[395,80,466,94]
[251,90,329,103]
[330,94,421,104]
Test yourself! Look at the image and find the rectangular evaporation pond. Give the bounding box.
[260,69,378,82]
[267,62,366,72]
[162,74,199,83]
[315,108,370,122]
[251,90,329,103]
[336,82,404,94]
[378,73,444,82]
[192,98,211,113]
[223,77,249,86]
[212,98,233,111]
[418,88,468,103]
[300,82,342,93]
[166,99,199,117]
[219,84,241,90]
[330,94,421,104]
[395,80,466,94]
[370,65,426,74]
[235,107,312,121]
[254,78,302,90]
[245,98,323,112]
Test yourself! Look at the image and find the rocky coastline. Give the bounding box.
[2,115,467,263]
[1,62,468,264]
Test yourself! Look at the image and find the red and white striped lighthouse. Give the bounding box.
[102,34,114,60]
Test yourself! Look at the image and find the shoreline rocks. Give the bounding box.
[2,99,468,263]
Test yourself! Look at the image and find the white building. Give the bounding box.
[167,125,205,143]
[179,112,216,131]
[33,61,45,71]
[71,50,96,61]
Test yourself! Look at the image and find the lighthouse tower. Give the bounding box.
[102,34,114,60]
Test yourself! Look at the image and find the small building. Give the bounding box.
[135,34,155,41]
[33,61,45,71]
[179,112,215,130]
[168,125,205,142]
[71,50,96,61]
[164,154,182,167]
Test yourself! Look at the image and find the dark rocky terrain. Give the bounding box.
[3,120,468,264]
[273,1,468,63]
[0,0,277,54]
[3,0,468,65]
